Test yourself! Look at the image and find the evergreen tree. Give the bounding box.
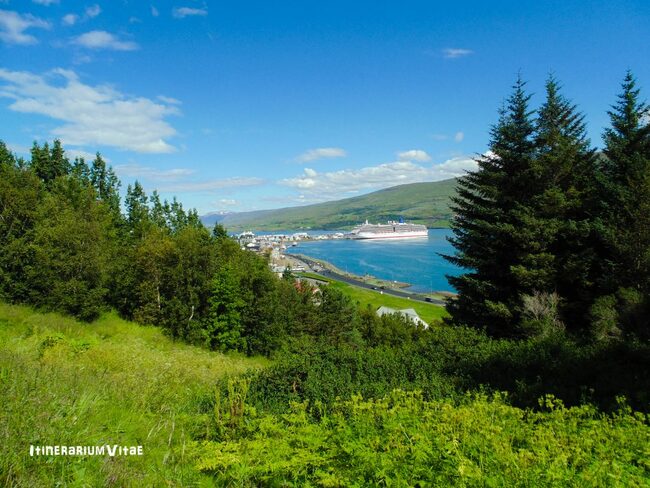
[125,181,150,238]
[30,140,70,185]
[531,77,598,331]
[90,153,121,217]
[598,72,650,338]
[445,77,537,336]
[0,141,15,169]
[212,223,229,240]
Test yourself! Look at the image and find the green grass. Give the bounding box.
[297,271,449,324]
[0,303,268,487]
[329,280,449,325]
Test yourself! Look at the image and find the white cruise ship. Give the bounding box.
[347,219,428,240]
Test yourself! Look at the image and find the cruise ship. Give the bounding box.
[347,219,428,240]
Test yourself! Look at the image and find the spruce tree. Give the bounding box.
[599,72,650,338]
[445,77,537,336]
[531,77,598,331]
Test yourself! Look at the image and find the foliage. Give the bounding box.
[445,73,650,340]
[194,389,650,487]
[445,77,538,335]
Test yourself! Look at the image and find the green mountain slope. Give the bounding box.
[202,178,458,231]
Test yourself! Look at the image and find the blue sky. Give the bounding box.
[1,0,649,214]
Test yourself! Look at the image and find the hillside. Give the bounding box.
[0,303,268,487]
[202,178,458,231]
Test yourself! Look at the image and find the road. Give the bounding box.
[290,254,447,306]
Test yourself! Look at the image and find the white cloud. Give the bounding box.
[73,30,139,51]
[172,7,208,18]
[281,157,476,200]
[32,0,59,5]
[85,4,101,18]
[151,6,159,17]
[0,10,50,45]
[397,149,431,162]
[158,177,264,192]
[62,13,78,26]
[0,68,180,153]
[115,163,194,181]
[157,95,181,105]
[442,48,473,59]
[454,131,464,142]
[218,198,237,206]
[66,148,110,162]
[6,142,30,154]
[295,147,347,163]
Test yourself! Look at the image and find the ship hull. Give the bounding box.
[351,231,428,240]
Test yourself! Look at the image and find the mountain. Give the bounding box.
[201,178,458,231]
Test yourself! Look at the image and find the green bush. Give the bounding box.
[194,389,650,486]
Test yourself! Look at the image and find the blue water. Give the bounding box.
[286,229,461,293]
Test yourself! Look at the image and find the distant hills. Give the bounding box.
[201,178,458,231]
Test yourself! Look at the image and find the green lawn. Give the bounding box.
[0,303,268,487]
[297,272,449,324]
[332,281,448,325]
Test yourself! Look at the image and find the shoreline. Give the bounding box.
[288,253,411,288]
[287,252,456,301]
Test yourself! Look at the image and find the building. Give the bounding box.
[376,306,428,329]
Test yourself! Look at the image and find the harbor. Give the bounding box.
[234,227,461,295]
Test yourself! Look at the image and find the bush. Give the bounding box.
[193,389,650,486]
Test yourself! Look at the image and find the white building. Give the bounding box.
[376,306,428,329]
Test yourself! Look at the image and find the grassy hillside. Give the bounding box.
[0,303,268,487]
[2,303,648,486]
[203,178,458,231]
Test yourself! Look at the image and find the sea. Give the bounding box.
[283,229,461,293]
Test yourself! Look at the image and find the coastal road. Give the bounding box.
[290,254,447,306]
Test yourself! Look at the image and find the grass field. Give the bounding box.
[0,303,268,487]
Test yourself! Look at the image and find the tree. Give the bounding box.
[90,153,121,217]
[598,72,650,338]
[205,263,247,351]
[445,77,537,336]
[0,141,15,169]
[26,177,114,320]
[531,77,598,331]
[212,223,228,240]
[30,140,70,185]
[125,181,150,238]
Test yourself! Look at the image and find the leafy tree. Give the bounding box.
[205,263,247,351]
[27,177,114,320]
[0,154,43,301]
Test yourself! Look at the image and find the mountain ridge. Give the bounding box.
[201,178,458,231]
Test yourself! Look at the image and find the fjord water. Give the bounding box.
[286,229,461,293]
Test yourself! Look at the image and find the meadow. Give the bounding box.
[0,303,267,487]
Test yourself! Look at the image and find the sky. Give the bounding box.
[1,0,649,214]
